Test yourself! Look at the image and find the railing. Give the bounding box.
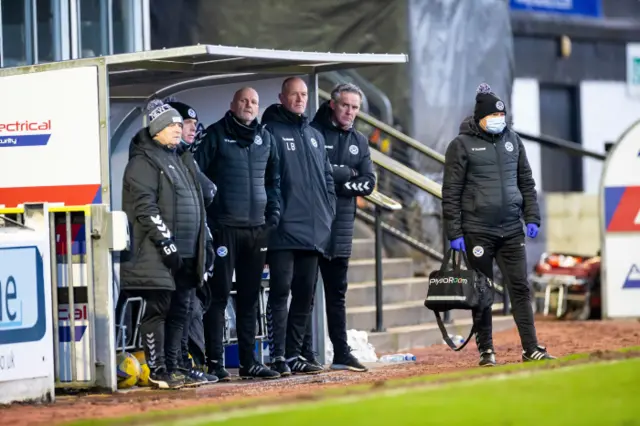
[0,205,98,389]
[517,131,606,161]
[361,190,402,332]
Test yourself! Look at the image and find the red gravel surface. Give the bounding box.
[2,318,639,426]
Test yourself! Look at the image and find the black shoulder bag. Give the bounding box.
[424,249,494,351]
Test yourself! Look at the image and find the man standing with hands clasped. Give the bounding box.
[194,87,282,380]
[262,77,336,376]
[442,83,556,367]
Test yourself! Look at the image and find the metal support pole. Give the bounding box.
[373,205,385,332]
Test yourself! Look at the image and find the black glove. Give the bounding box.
[258,215,278,243]
[332,164,352,185]
[158,239,182,274]
[264,215,278,230]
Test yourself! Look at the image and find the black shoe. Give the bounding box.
[178,368,211,387]
[239,363,281,380]
[194,365,219,384]
[331,353,368,372]
[270,357,292,377]
[149,368,184,390]
[479,349,496,367]
[287,356,324,375]
[302,351,324,370]
[522,346,557,362]
[207,361,231,382]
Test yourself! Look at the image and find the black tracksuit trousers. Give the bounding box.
[118,261,196,374]
[165,258,198,372]
[301,256,350,361]
[464,232,539,352]
[138,289,172,373]
[266,250,319,360]
[203,225,267,367]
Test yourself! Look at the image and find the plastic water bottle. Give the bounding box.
[444,335,465,345]
[378,353,417,363]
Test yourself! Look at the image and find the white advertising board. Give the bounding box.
[0,226,55,403]
[0,66,102,207]
[600,119,640,318]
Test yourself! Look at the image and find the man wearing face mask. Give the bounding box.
[120,99,211,389]
[194,87,282,380]
[442,83,555,367]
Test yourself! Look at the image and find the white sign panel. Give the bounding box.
[0,229,54,402]
[627,43,640,99]
[601,119,640,318]
[0,66,102,207]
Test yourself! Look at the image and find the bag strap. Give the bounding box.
[458,250,472,270]
[438,248,455,274]
[434,311,476,352]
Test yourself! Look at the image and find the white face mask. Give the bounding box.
[485,116,506,134]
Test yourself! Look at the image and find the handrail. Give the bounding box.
[365,190,403,212]
[318,89,445,164]
[356,209,444,262]
[517,131,606,161]
[370,148,442,199]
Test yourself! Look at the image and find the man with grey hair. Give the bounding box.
[301,83,375,372]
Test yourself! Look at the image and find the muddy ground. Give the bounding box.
[2,318,640,426]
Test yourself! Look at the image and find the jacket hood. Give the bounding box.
[262,103,308,127]
[458,116,497,142]
[129,127,176,159]
[311,101,354,133]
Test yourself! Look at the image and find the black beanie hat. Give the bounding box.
[473,83,506,122]
[164,96,198,121]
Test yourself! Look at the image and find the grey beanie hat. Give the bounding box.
[146,99,183,137]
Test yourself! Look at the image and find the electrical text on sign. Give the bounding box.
[0,120,52,147]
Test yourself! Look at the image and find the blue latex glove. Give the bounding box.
[526,223,539,238]
[450,237,466,252]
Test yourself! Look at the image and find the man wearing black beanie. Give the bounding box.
[442,83,555,366]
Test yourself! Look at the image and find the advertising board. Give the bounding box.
[0,66,102,207]
[601,119,640,318]
[0,227,54,403]
[509,0,602,18]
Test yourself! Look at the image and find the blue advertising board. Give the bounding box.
[509,0,602,18]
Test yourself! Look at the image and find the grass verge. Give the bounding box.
[176,357,640,426]
[64,346,640,426]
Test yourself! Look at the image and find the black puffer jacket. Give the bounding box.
[262,104,336,254]
[442,116,540,239]
[120,128,209,291]
[311,102,375,258]
[193,111,281,228]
